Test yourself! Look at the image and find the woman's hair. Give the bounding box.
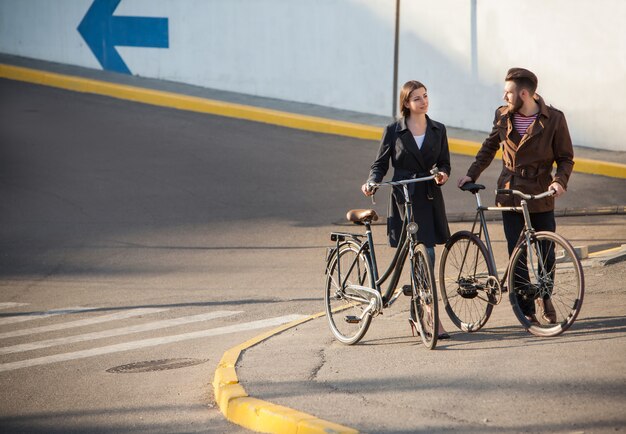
[399,80,427,118]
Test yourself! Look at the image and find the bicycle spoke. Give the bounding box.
[325,242,374,345]
[411,244,438,349]
[508,232,584,337]
[440,232,495,332]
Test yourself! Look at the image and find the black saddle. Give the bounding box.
[460,183,485,194]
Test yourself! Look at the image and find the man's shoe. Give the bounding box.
[538,298,557,324]
[525,314,540,325]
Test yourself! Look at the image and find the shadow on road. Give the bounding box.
[0,297,321,318]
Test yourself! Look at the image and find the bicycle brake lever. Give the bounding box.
[366,182,378,205]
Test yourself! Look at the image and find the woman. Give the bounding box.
[361,80,451,339]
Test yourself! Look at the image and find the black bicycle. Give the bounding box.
[324,170,440,349]
[439,183,584,337]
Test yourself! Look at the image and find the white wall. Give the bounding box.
[1,0,624,151]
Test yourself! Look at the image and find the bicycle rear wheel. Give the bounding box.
[410,243,438,349]
[439,231,497,332]
[324,241,374,345]
[508,231,584,337]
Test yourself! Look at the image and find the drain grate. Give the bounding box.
[106,358,208,374]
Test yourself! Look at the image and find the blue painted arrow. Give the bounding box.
[78,0,169,74]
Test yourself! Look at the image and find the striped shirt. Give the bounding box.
[513,112,538,136]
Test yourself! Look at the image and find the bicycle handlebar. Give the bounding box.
[496,188,555,200]
[366,168,440,191]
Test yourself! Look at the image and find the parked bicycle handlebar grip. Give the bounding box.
[496,189,556,200]
[369,168,440,189]
[365,182,378,196]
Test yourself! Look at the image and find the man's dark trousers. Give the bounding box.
[502,211,556,316]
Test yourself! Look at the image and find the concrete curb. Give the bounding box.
[213,311,358,434]
[587,244,626,266]
[2,63,625,180]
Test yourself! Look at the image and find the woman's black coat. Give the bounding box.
[367,116,451,248]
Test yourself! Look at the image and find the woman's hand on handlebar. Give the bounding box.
[434,172,449,185]
[361,183,375,196]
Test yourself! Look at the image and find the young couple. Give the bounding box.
[362,68,575,338]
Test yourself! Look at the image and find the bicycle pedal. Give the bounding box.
[402,285,412,296]
[344,316,361,324]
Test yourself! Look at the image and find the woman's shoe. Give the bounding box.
[438,332,451,340]
[408,318,418,337]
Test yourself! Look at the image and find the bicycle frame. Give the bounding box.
[327,174,436,315]
[467,190,550,290]
[441,185,583,337]
[371,182,415,308]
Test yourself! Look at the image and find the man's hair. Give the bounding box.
[505,67,538,95]
[399,80,427,118]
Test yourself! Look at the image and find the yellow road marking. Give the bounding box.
[2,63,624,179]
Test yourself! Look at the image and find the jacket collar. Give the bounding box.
[396,115,439,172]
[396,115,440,133]
[499,94,550,148]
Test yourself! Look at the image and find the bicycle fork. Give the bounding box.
[520,199,545,285]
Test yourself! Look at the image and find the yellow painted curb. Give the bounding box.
[2,63,624,179]
[212,311,358,434]
[0,63,380,141]
[588,245,624,258]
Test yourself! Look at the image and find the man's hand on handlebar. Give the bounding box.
[549,181,565,197]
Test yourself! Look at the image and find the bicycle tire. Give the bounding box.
[508,231,584,337]
[439,231,496,332]
[324,240,374,345]
[410,243,438,349]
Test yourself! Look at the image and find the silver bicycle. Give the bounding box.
[439,183,584,337]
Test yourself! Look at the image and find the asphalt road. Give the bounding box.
[0,78,625,433]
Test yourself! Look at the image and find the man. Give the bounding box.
[457,67,574,323]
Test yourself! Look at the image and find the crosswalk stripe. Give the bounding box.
[0,308,168,340]
[0,303,29,310]
[0,310,242,355]
[0,314,306,372]
[0,307,97,326]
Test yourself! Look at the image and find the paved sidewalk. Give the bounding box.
[235,215,626,433]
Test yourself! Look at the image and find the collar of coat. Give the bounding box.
[497,94,552,147]
[395,115,440,133]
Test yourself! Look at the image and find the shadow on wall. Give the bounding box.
[346,0,506,131]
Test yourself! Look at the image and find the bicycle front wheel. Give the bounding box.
[508,231,584,337]
[324,241,374,345]
[439,231,497,332]
[410,243,438,349]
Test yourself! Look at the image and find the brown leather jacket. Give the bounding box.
[466,95,574,213]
